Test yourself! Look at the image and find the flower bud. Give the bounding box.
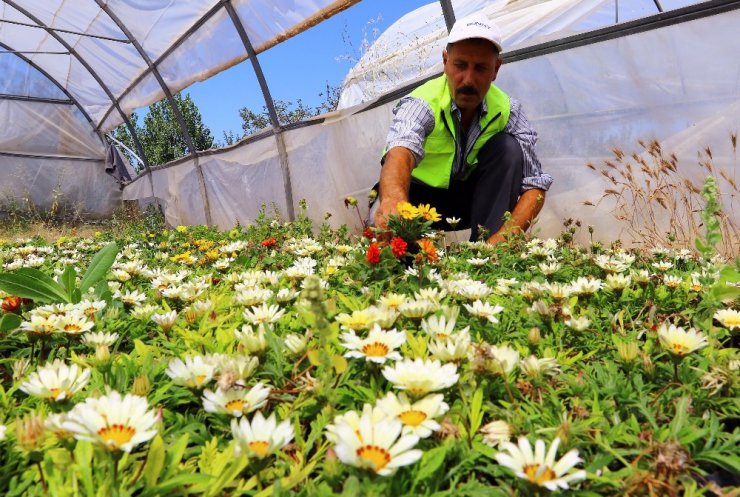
[617,341,639,363]
[16,413,45,452]
[132,374,151,396]
[528,327,542,345]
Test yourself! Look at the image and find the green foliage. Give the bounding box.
[111,92,214,168]
[695,176,723,260]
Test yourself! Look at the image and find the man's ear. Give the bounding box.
[491,56,503,81]
[442,49,448,66]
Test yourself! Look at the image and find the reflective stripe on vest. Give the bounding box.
[410,74,510,189]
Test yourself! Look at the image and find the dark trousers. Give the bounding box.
[406,132,523,242]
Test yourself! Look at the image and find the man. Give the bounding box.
[372,14,552,243]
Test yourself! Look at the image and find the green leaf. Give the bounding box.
[59,266,77,300]
[143,435,165,488]
[413,444,448,483]
[79,242,118,294]
[0,268,70,303]
[469,387,484,435]
[0,313,21,332]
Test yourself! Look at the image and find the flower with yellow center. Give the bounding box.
[340,324,406,364]
[495,437,586,490]
[376,392,449,438]
[330,409,423,476]
[20,359,91,402]
[416,204,441,222]
[382,358,459,396]
[335,308,378,331]
[657,323,708,357]
[325,404,386,444]
[396,202,419,220]
[231,411,294,459]
[714,309,740,331]
[62,391,159,453]
[428,329,472,362]
[480,420,511,447]
[166,355,217,389]
[242,303,285,325]
[202,382,271,417]
[463,300,504,323]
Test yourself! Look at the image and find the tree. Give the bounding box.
[110,92,214,169]
[238,81,341,137]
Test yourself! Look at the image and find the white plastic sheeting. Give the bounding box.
[123,6,739,247]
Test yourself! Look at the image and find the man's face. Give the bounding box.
[443,39,502,113]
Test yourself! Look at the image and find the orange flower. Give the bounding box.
[416,239,438,263]
[260,237,277,248]
[390,237,408,258]
[2,296,22,314]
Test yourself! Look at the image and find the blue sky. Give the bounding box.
[185,0,435,142]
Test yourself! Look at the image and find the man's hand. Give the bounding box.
[373,146,416,230]
[488,189,546,244]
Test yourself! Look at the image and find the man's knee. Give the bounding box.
[479,132,523,167]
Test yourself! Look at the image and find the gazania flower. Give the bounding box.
[151,310,178,330]
[382,358,459,396]
[335,308,378,331]
[398,299,436,319]
[20,359,91,402]
[62,391,159,452]
[284,333,310,355]
[231,411,294,459]
[330,409,423,476]
[396,202,419,220]
[657,323,708,357]
[605,273,631,291]
[366,242,382,265]
[714,309,740,330]
[416,238,438,263]
[428,329,472,362]
[390,237,408,258]
[2,295,22,313]
[166,355,217,389]
[202,383,271,417]
[325,404,386,444]
[495,437,586,490]
[376,392,449,438]
[378,293,407,310]
[340,324,406,364]
[480,420,511,447]
[235,324,268,354]
[242,303,285,326]
[663,274,682,289]
[463,300,504,323]
[81,332,119,348]
[0,424,6,441]
[564,316,591,331]
[520,355,560,379]
[118,289,147,307]
[417,204,441,222]
[421,314,460,341]
[569,277,602,296]
[45,413,74,440]
[487,344,520,375]
[52,312,94,335]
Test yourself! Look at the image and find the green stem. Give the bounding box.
[36,460,48,494]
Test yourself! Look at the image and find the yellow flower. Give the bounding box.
[417,204,441,222]
[176,225,187,233]
[205,250,220,261]
[396,202,419,220]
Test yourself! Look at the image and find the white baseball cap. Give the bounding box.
[447,14,503,53]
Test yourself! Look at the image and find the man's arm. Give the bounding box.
[488,188,545,244]
[374,146,416,230]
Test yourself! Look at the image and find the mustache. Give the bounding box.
[456,86,478,95]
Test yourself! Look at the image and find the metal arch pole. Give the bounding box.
[2,1,152,174]
[653,0,664,12]
[0,41,96,129]
[94,0,227,133]
[94,0,213,227]
[223,1,295,221]
[439,0,456,32]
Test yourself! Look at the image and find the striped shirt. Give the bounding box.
[385,94,553,192]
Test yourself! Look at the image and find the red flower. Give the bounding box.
[1,296,22,314]
[366,243,381,265]
[363,227,374,239]
[260,237,277,248]
[390,237,408,258]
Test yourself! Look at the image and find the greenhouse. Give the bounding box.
[0,1,738,495]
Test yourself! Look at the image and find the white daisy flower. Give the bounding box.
[335,308,379,332]
[235,324,268,355]
[242,303,285,326]
[657,323,708,357]
[398,299,437,319]
[467,257,489,267]
[151,310,178,330]
[382,358,459,396]
[81,332,119,348]
[331,409,423,476]
[45,412,74,439]
[569,277,602,296]
[52,312,94,335]
[118,289,147,307]
[20,359,91,402]
[487,345,520,375]
[202,383,271,417]
[340,324,406,364]
[520,355,560,379]
[166,355,217,389]
[480,420,511,447]
[325,404,386,444]
[233,287,273,306]
[428,329,472,362]
[663,274,682,289]
[564,316,591,331]
[231,411,294,458]
[130,304,159,320]
[495,437,586,490]
[713,309,739,330]
[463,300,504,323]
[62,391,159,452]
[376,392,449,438]
[284,333,310,355]
[605,273,631,291]
[421,314,464,341]
[0,424,7,441]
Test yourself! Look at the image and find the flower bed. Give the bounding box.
[0,212,737,496]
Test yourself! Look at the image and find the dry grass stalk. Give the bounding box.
[587,133,739,256]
